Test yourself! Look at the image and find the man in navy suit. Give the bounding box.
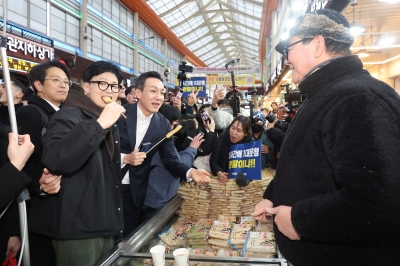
[118,71,211,236]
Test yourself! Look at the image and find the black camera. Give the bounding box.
[177,61,193,81]
[275,120,289,132]
[266,112,277,123]
[179,64,193,72]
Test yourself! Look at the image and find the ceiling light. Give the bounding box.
[355,49,369,58]
[350,21,365,35]
[349,1,365,36]
[379,34,395,45]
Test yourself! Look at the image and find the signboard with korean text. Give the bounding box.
[0,56,37,73]
[4,34,54,61]
[206,75,256,86]
[193,65,261,75]
[179,77,207,97]
[228,140,262,180]
[0,21,54,73]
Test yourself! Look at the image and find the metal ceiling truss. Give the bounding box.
[147,0,262,68]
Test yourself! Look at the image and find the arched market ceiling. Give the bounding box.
[145,0,263,68]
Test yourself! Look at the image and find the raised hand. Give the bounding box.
[7,133,34,171]
[97,102,126,129]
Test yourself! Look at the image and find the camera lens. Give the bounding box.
[266,112,277,123]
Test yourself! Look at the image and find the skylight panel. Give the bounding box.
[202,48,222,61]
[195,42,219,55]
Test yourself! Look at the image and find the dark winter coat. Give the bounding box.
[16,95,57,196]
[210,129,253,175]
[264,55,400,265]
[28,93,123,239]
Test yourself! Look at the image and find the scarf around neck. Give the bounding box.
[63,91,114,158]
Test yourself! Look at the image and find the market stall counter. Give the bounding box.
[95,196,287,266]
[95,173,288,266]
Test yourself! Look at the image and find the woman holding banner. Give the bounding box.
[210,116,253,183]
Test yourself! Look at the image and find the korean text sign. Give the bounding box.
[228,140,261,180]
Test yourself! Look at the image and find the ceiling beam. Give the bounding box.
[158,0,196,17]
[186,27,258,50]
[242,0,263,7]
[217,0,260,20]
[120,0,207,67]
[229,28,259,41]
[205,54,227,66]
[170,0,217,29]
[186,36,257,53]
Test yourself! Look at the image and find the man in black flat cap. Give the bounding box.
[252,9,400,266]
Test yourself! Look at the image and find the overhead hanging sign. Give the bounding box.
[206,75,256,86]
[193,65,261,74]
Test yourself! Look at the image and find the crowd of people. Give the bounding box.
[0,8,400,266]
[0,59,283,265]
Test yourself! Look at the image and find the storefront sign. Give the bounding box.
[6,35,54,60]
[193,65,261,75]
[0,56,37,73]
[0,21,54,66]
[206,75,255,86]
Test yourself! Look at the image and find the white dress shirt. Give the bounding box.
[40,97,60,111]
[121,105,153,184]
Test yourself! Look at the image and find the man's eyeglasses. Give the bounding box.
[283,38,313,59]
[89,81,122,93]
[44,78,72,87]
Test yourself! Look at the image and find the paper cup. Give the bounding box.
[173,248,189,266]
[150,245,165,266]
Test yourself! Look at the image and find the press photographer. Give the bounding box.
[251,112,274,169]
[266,104,289,169]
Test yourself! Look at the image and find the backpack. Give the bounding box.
[28,104,49,136]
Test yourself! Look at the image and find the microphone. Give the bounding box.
[225,59,236,68]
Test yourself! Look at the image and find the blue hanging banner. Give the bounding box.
[180,77,207,98]
[228,140,262,180]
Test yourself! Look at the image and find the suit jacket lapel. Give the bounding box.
[126,103,137,151]
[142,113,159,144]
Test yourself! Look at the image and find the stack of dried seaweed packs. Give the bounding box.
[241,180,269,216]
[186,218,213,248]
[177,182,211,219]
[208,179,244,219]
[228,223,252,250]
[242,231,276,258]
[159,217,196,247]
[207,217,234,249]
